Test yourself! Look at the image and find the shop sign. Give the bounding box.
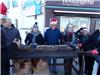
[46,0,100,8]
[62,0,95,6]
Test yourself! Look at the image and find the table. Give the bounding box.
[9,45,80,75]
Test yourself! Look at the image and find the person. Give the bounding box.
[76,27,90,73]
[25,22,44,45]
[91,29,100,75]
[25,22,45,73]
[82,29,100,75]
[44,18,61,45]
[1,18,21,75]
[44,18,61,74]
[1,18,21,45]
[0,18,6,27]
[1,29,9,75]
[61,24,76,46]
[61,24,77,75]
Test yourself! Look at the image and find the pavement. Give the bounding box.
[11,58,86,75]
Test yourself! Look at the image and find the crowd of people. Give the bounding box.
[1,17,100,75]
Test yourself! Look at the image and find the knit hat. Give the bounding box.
[82,28,88,32]
[50,18,58,25]
[33,22,38,28]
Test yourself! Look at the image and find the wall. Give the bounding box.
[45,0,100,33]
[45,8,60,28]
[7,0,45,44]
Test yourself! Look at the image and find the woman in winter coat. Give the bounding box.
[61,24,77,47]
[25,22,45,73]
[25,22,44,45]
[61,24,77,75]
[76,28,90,73]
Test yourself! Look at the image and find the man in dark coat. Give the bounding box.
[1,18,21,75]
[44,18,61,74]
[1,29,9,75]
[1,18,21,45]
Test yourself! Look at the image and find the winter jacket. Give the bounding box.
[44,28,61,45]
[82,29,100,52]
[96,33,100,64]
[1,27,21,45]
[25,32,44,45]
[61,31,77,47]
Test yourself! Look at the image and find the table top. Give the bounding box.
[10,48,79,59]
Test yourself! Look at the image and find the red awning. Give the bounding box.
[0,2,7,15]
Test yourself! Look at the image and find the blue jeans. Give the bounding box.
[48,58,56,72]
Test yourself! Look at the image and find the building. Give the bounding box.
[6,0,45,44]
[45,0,100,32]
[4,0,100,43]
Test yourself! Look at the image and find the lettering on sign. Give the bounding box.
[63,0,95,5]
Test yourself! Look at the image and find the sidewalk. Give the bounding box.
[12,58,86,75]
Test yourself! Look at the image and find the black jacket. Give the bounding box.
[1,30,7,50]
[82,29,100,52]
[25,33,45,45]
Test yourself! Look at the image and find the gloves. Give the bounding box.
[13,38,21,47]
[77,43,82,48]
[90,49,99,55]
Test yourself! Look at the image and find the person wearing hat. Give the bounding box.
[44,18,61,74]
[0,18,6,27]
[75,27,90,74]
[44,18,61,45]
[25,22,45,73]
[25,22,44,45]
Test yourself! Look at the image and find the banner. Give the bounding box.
[23,0,42,16]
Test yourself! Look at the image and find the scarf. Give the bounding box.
[31,31,40,44]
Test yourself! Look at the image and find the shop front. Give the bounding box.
[45,0,100,33]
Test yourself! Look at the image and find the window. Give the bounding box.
[60,16,90,32]
[95,18,100,30]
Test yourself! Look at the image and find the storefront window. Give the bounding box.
[60,16,90,32]
[95,18,100,30]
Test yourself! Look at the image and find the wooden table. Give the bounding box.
[9,46,80,75]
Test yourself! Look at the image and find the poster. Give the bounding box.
[23,0,42,16]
